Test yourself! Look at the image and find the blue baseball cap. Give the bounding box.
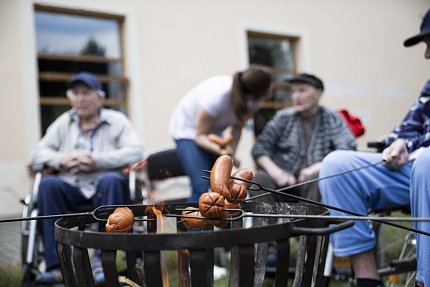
[67,72,102,91]
[404,8,430,47]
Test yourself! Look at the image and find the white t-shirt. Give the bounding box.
[169,75,238,140]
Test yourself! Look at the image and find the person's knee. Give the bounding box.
[96,172,128,203]
[412,151,430,178]
[38,176,64,199]
[98,172,126,185]
[321,150,355,174]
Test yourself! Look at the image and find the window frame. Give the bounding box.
[34,4,129,129]
[247,30,299,110]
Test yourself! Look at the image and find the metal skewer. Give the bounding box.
[0,204,156,224]
[203,161,381,203]
[169,207,430,223]
[202,162,430,236]
[253,161,382,201]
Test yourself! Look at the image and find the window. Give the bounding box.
[247,31,298,136]
[35,5,128,135]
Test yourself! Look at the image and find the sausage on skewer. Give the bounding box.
[210,155,234,200]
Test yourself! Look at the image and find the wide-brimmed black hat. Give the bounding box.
[404,8,430,47]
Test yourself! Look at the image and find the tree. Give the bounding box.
[81,37,106,56]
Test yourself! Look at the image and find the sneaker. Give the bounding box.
[35,268,63,284]
[265,243,277,273]
[91,255,105,286]
[213,265,227,280]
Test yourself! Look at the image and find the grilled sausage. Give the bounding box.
[181,207,209,229]
[198,192,225,218]
[227,168,254,203]
[105,207,135,233]
[208,133,234,149]
[210,218,228,228]
[210,155,234,198]
[224,200,241,217]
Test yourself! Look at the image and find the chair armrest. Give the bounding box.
[367,141,385,153]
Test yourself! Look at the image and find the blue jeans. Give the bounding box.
[319,150,430,285]
[175,139,219,203]
[37,172,128,270]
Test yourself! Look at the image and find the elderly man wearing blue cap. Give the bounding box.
[31,71,144,285]
[319,9,430,287]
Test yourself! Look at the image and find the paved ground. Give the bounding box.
[0,221,21,264]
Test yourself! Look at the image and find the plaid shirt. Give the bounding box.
[384,80,430,153]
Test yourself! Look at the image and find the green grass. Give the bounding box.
[0,262,22,287]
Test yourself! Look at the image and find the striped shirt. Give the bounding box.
[384,80,430,153]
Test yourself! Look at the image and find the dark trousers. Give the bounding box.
[249,170,321,203]
[37,172,128,270]
[175,139,219,203]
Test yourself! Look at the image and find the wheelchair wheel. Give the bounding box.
[374,214,417,287]
[21,209,46,286]
[21,232,45,286]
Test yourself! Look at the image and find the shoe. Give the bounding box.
[265,243,277,273]
[266,250,277,268]
[91,255,105,286]
[213,265,227,280]
[35,268,63,284]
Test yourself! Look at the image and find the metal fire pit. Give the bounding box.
[55,202,353,287]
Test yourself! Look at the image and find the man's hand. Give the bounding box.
[257,155,296,187]
[298,162,322,183]
[78,153,96,172]
[60,154,80,173]
[270,167,297,187]
[60,152,96,173]
[382,139,409,170]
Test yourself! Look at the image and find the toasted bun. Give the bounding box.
[105,207,135,233]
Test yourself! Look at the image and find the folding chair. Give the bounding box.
[135,147,188,204]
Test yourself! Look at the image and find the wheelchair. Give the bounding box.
[21,147,188,286]
[20,164,141,287]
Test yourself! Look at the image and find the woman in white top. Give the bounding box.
[169,66,272,203]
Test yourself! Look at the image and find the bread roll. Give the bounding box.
[105,207,135,233]
[208,133,234,149]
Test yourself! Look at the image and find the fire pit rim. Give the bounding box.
[55,202,352,251]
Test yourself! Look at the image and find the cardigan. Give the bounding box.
[252,106,357,176]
